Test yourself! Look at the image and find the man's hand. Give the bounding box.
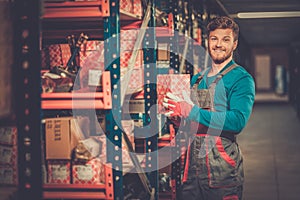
[163,92,194,118]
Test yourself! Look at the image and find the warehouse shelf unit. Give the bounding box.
[154,1,182,199]
[143,0,159,198]
[167,1,182,199]
[155,1,206,199]
[13,0,206,199]
[14,0,142,199]
[103,0,123,199]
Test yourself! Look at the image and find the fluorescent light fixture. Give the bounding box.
[236,11,300,19]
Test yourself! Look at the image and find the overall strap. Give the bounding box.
[209,63,239,111]
[194,68,210,85]
[210,63,239,86]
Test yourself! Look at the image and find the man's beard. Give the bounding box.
[209,47,234,64]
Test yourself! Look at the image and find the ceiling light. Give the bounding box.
[235,11,300,19]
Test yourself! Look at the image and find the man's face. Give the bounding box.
[208,28,238,65]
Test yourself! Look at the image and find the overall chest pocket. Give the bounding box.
[191,89,212,109]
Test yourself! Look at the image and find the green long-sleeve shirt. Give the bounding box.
[188,60,255,134]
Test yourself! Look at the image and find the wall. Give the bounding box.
[251,47,289,92]
[0,2,14,121]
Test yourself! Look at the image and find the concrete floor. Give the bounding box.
[238,102,300,200]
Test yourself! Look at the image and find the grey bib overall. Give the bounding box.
[179,64,244,200]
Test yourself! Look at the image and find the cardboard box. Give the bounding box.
[45,117,83,160]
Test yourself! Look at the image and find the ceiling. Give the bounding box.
[206,0,300,47]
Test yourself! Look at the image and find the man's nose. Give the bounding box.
[216,40,222,47]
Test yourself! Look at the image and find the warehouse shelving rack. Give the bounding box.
[14,0,205,199]
[14,0,142,199]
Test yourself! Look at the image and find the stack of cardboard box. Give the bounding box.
[44,117,137,184]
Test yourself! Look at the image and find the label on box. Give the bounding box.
[47,160,71,184]
[0,145,17,165]
[52,165,68,180]
[88,69,102,86]
[72,158,104,184]
[75,165,94,180]
[0,126,17,145]
[0,166,18,185]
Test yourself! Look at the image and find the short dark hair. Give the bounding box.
[207,16,239,41]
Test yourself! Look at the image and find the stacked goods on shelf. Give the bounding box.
[120,27,144,95]
[41,87,114,198]
[41,29,144,95]
[45,117,85,184]
[44,117,138,184]
[44,116,108,184]
[0,126,18,186]
[41,33,89,93]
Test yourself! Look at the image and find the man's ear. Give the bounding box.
[233,40,238,50]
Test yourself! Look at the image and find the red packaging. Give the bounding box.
[80,40,104,70]
[72,158,105,184]
[47,44,71,68]
[157,74,190,113]
[120,50,143,68]
[79,41,104,89]
[120,29,139,42]
[121,67,144,95]
[133,0,143,17]
[120,0,133,14]
[60,44,71,66]
[47,160,71,184]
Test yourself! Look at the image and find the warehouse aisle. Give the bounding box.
[238,102,300,200]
